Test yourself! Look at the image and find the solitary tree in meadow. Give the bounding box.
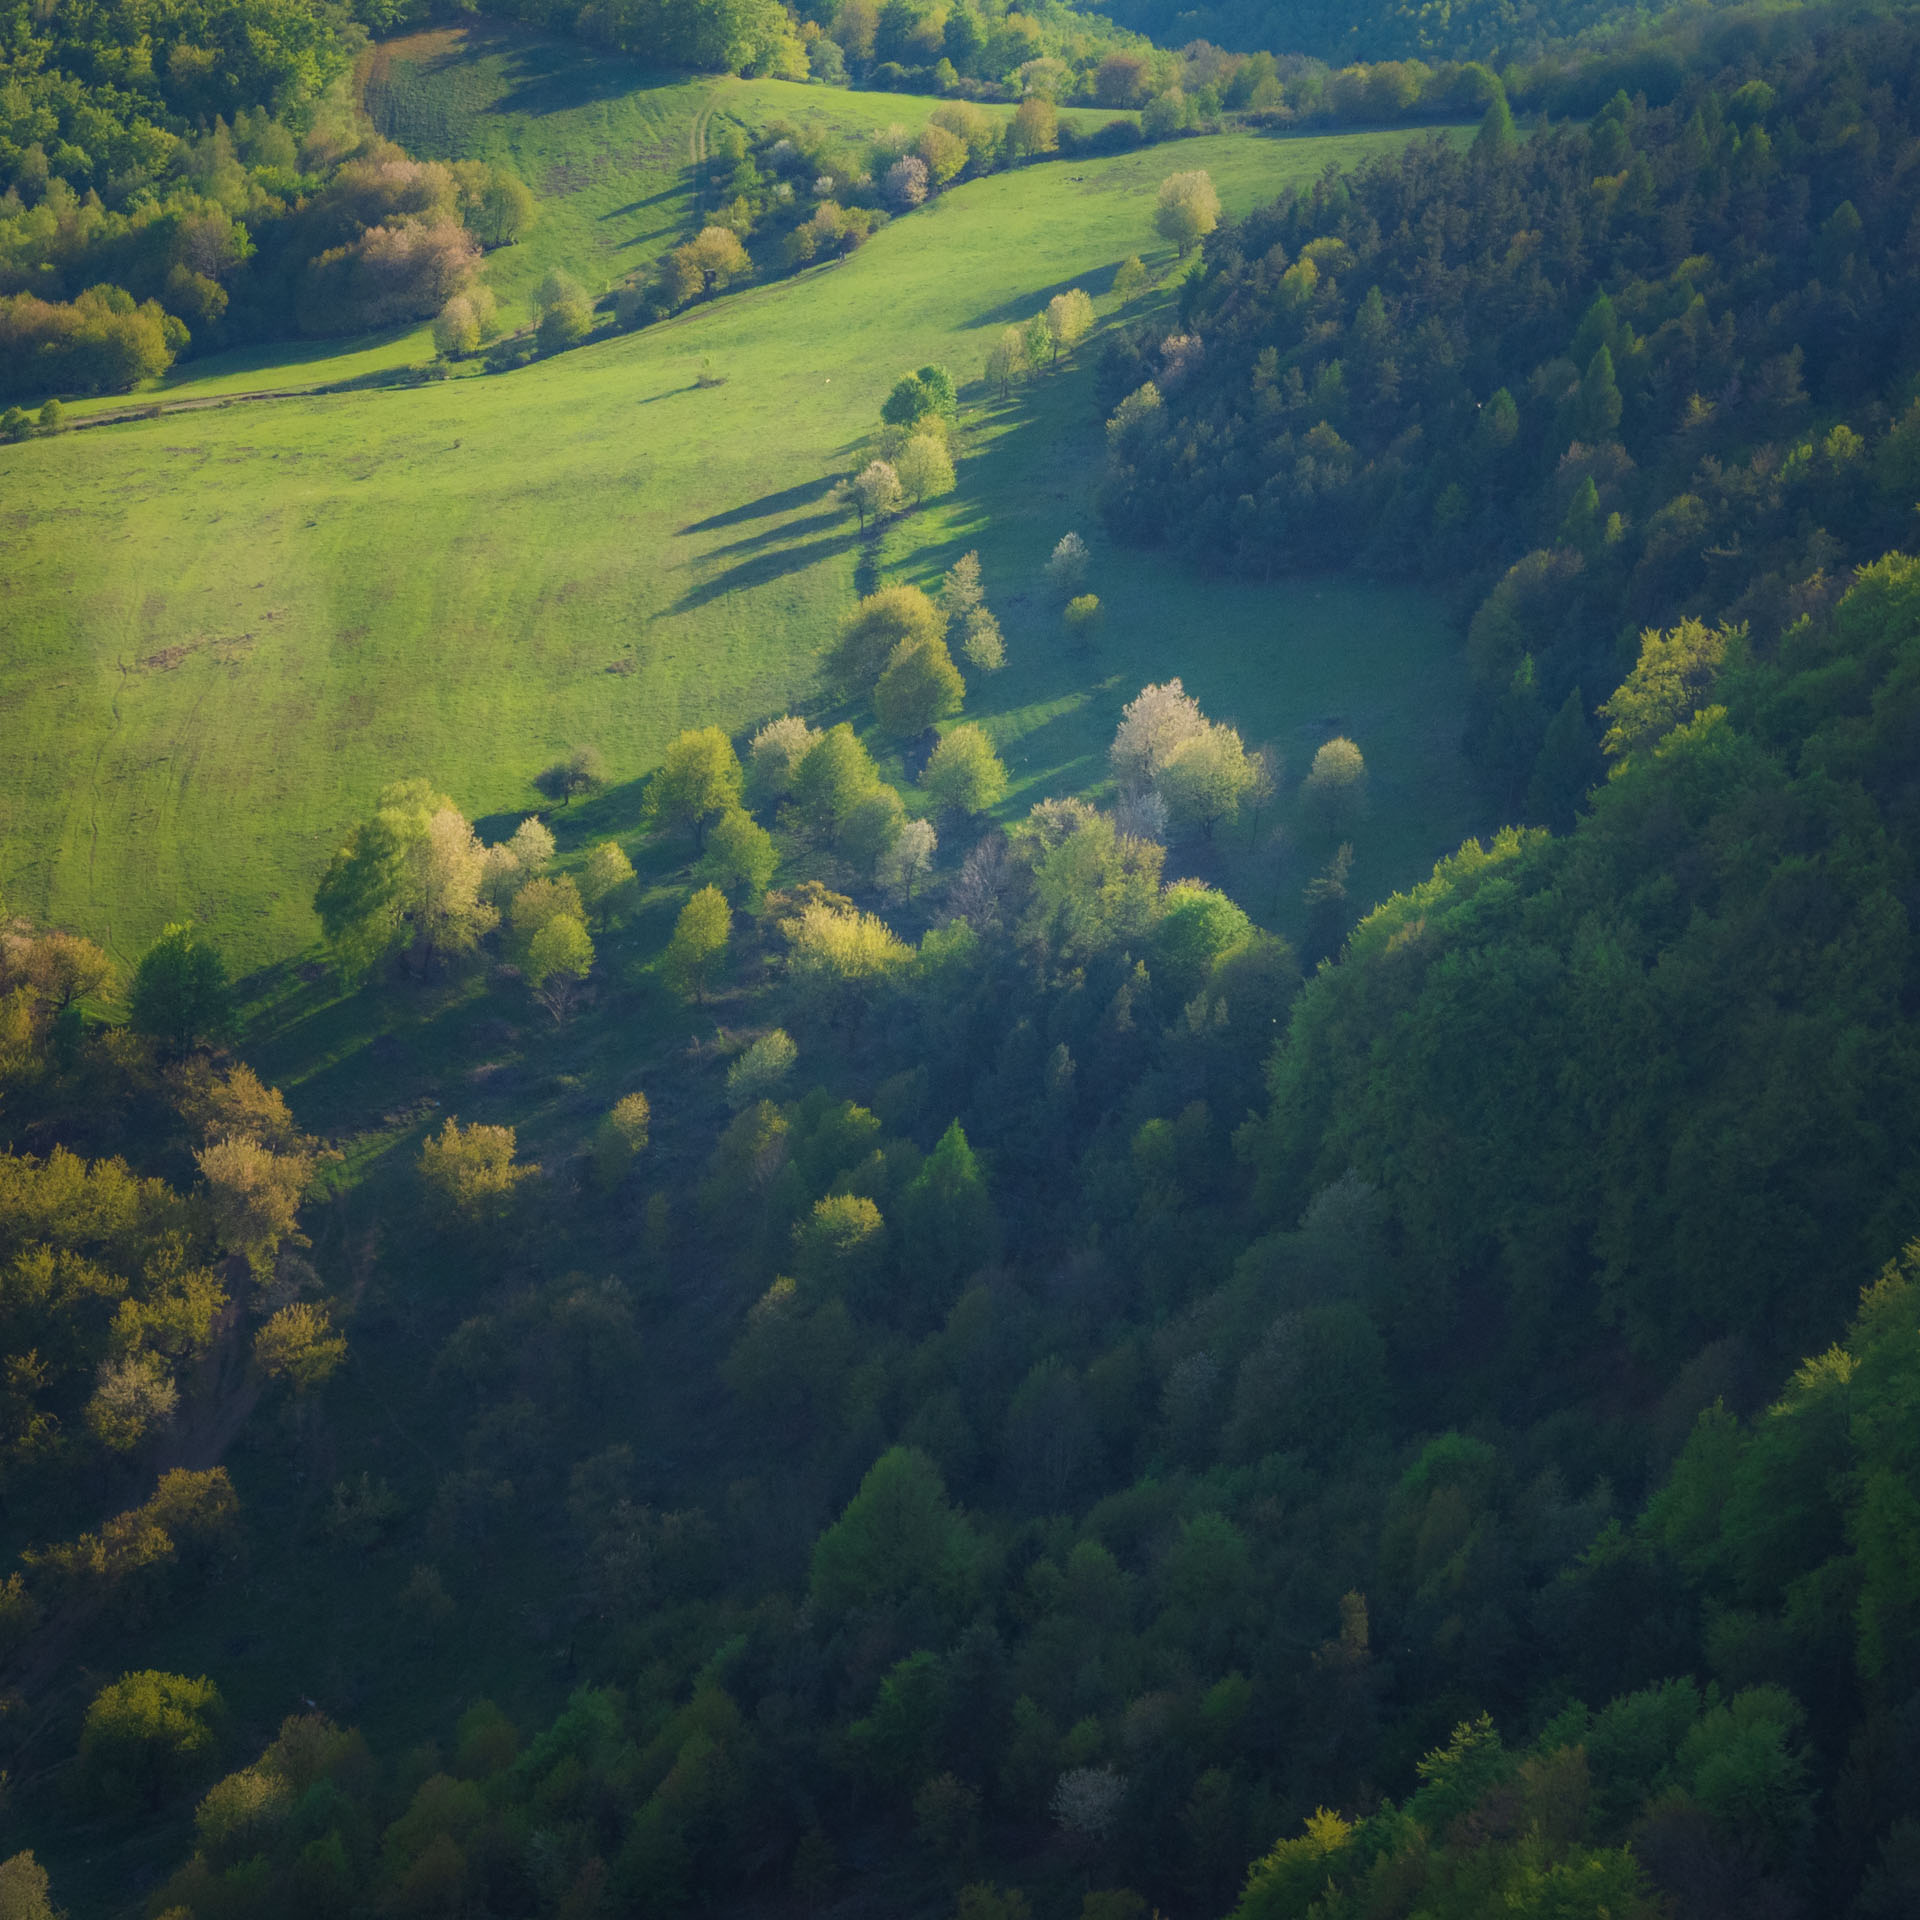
[1155,170,1221,256]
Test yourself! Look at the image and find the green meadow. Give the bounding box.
[0,62,1472,1000]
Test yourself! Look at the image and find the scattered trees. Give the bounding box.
[1064,593,1101,643]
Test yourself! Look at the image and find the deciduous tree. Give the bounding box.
[663,886,731,1002]
[921,724,1007,816]
[1154,170,1220,255]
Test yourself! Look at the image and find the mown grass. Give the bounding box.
[1,66,1470,999]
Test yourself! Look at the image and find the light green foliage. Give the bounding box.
[828,585,945,695]
[793,1192,888,1298]
[839,784,908,877]
[590,1090,652,1188]
[663,885,732,1001]
[253,1302,346,1391]
[726,1029,797,1107]
[895,433,956,506]
[81,1670,226,1807]
[875,636,965,737]
[793,725,884,842]
[2,118,1447,970]
[1112,254,1148,301]
[1159,722,1255,835]
[1150,882,1253,1006]
[1023,815,1165,963]
[921,724,1007,816]
[129,923,231,1053]
[647,728,745,840]
[418,1118,536,1226]
[699,807,778,902]
[1299,736,1368,835]
[746,716,818,808]
[524,912,595,1004]
[1598,619,1733,758]
[1155,169,1220,254]
[1044,287,1094,362]
[579,841,638,922]
[782,897,913,1024]
[961,607,1006,671]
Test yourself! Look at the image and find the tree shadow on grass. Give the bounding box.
[679,474,839,535]
[666,529,861,613]
[968,262,1125,329]
[699,506,846,561]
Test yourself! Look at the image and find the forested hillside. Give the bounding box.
[1099,5,1920,813]
[6,2,1920,1918]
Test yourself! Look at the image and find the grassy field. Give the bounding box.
[364,23,1142,327]
[0,65,1472,994]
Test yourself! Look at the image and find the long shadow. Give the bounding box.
[666,529,860,613]
[699,506,846,561]
[600,186,684,220]
[679,475,839,535]
[970,262,1125,329]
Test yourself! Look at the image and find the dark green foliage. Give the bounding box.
[1099,24,1920,801]
[128,923,231,1053]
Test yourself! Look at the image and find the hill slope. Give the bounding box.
[0,107,1470,973]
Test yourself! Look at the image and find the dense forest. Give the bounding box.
[10,2,1920,1918]
[1099,5,1920,813]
